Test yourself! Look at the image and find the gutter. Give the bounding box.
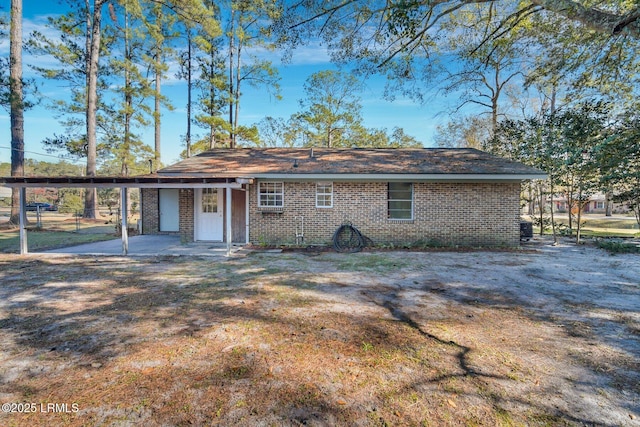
[248,173,547,182]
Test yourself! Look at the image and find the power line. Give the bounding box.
[0,145,85,165]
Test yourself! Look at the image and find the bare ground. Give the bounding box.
[0,239,638,426]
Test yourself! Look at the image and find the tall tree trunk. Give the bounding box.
[538,182,545,236]
[154,47,161,169]
[550,84,557,113]
[228,9,235,148]
[207,0,218,150]
[547,85,557,244]
[122,5,131,177]
[233,43,241,148]
[576,186,583,244]
[186,29,192,158]
[491,69,498,136]
[9,0,24,225]
[566,180,574,230]
[489,61,502,137]
[527,184,534,215]
[605,189,613,216]
[549,179,558,245]
[84,0,103,219]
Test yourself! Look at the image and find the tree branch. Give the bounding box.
[531,0,640,37]
[613,11,640,35]
[379,0,494,68]
[470,4,541,59]
[288,0,360,29]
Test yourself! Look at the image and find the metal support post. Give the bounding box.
[121,187,129,255]
[19,187,28,255]
[226,187,232,257]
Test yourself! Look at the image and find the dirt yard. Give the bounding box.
[0,240,638,426]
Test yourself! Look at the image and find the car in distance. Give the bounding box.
[25,202,58,212]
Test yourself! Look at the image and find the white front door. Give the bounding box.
[195,188,223,241]
[159,189,179,232]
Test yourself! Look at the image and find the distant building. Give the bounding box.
[550,193,629,215]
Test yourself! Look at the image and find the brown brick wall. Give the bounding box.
[141,188,158,234]
[179,189,194,243]
[248,181,521,247]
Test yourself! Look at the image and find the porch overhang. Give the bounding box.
[0,176,246,189]
[0,175,250,257]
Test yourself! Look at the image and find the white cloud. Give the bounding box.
[361,94,421,108]
[241,39,331,66]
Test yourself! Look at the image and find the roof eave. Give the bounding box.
[249,173,547,182]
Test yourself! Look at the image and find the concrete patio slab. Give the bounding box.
[44,235,247,257]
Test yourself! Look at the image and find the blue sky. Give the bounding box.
[1,2,459,167]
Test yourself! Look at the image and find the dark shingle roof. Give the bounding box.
[158,148,545,179]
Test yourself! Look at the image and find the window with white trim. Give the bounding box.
[388,182,413,220]
[316,182,333,208]
[258,182,284,207]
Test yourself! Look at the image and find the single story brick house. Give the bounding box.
[140,148,545,247]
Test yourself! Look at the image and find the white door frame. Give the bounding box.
[194,188,223,241]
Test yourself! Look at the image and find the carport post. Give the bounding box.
[226,186,232,257]
[19,187,28,255]
[121,187,128,255]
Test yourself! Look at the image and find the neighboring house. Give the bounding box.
[140,148,545,247]
[551,193,629,214]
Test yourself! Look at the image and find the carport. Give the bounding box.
[0,175,246,256]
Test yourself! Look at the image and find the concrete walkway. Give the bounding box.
[44,235,248,257]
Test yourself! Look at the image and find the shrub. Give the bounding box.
[596,240,640,254]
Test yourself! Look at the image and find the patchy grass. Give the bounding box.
[578,217,639,230]
[0,212,125,253]
[579,229,640,238]
[567,217,639,238]
[332,253,410,272]
[0,229,118,253]
[0,249,638,426]
[529,215,640,238]
[0,213,137,253]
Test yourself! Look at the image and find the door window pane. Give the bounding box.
[202,188,218,213]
